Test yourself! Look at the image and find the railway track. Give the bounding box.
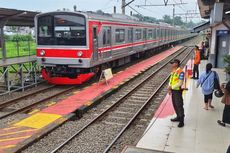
[0,85,76,122]
[21,37,201,153]
[48,46,192,153]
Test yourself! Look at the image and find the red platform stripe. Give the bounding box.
[42,46,182,115]
[153,94,175,118]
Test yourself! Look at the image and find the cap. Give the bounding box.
[170,59,180,65]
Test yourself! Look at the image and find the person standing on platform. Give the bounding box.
[168,59,185,128]
[200,41,205,60]
[191,45,201,79]
[197,63,219,110]
[217,81,230,127]
[205,37,209,59]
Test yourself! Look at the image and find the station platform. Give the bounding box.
[126,60,230,153]
[0,46,183,152]
[0,55,36,67]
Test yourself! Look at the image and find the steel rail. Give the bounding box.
[50,46,191,153]
[0,85,56,109]
[103,47,193,153]
[0,86,76,120]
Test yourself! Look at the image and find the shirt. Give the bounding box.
[194,49,201,65]
[197,71,220,95]
[169,68,184,90]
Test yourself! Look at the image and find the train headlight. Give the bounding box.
[77,51,83,57]
[40,50,45,56]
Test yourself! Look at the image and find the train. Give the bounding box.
[35,11,195,84]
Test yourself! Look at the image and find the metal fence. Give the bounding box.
[0,39,36,59]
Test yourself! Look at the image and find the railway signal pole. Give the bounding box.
[121,0,135,15]
[122,0,126,14]
[136,3,187,26]
[175,10,200,23]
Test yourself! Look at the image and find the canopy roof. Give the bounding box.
[198,0,230,19]
[0,8,40,26]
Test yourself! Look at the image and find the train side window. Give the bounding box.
[103,27,111,46]
[156,28,159,39]
[103,29,106,45]
[160,29,163,39]
[93,28,97,39]
[115,29,125,43]
[148,29,153,39]
[107,28,111,44]
[153,29,155,39]
[135,29,142,41]
[128,28,133,42]
[143,29,147,40]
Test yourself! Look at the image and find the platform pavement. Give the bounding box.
[0,55,36,67]
[0,46,184,153]
[134,60,230,153]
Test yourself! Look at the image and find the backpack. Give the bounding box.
[213,71,220,90]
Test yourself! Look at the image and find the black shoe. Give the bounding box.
[178,122,184,128]
[171,117,180,122]
[191,77,195,79]
[217,120,225,127]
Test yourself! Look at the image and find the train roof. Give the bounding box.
[36,11,185,30]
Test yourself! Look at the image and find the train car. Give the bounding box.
[35,11,193,84]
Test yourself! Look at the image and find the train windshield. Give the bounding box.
[37,14,86,46]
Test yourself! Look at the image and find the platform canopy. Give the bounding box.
[0,8,40,60]
[0,8,40,27]
[198,0,230,19]
[193,21,210,33]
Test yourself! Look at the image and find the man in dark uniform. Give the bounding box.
[168,59,185,128]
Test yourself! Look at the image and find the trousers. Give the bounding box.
[222,105,230,124]
[172,90,184,121]
[193,64,199,78]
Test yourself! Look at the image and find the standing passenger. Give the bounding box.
[191,45,201,79]
[217,81,230,127]
[197,63,219,110]
[200,41,205,60]
[168,59,185,128]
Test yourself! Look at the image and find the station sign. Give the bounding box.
[217,30,229,36]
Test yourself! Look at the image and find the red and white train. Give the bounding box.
[35,11,194,84]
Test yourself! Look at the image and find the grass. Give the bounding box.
[0,41,36,59]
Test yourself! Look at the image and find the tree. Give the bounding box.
[163,15,172,24]
[96,10,104,15]
[174,16,184,26]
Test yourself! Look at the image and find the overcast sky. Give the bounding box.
[0,0,202,22]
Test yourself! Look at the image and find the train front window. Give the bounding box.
[38,16,53,39]
[38,14,86,46]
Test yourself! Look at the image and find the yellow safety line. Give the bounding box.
[28,109,40,115]
[1,127,20,131]
[0,129,37,137]
[0,145,16,149]
[0,135,30,142]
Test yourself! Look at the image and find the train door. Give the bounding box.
[92,26,99,61]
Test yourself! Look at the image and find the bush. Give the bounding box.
[11,34,33,42]
[4,34,11,41]
[224,55,230,74]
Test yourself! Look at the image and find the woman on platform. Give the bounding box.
[197,63,219,110]
[217,81,230,127]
